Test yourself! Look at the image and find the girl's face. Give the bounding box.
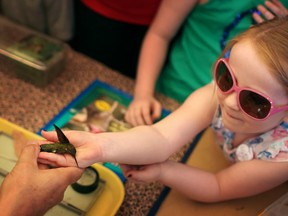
[217,40,288,135]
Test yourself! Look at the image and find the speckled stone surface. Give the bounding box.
[0,16,192,216]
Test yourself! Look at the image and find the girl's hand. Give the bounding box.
[120,162,164,184]
[253,0,288,23]
[37,130,102,168]
[125,96,162,126]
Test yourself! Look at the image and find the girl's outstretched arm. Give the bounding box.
[39,83,217,168]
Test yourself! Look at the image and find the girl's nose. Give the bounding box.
[224,91,239,111]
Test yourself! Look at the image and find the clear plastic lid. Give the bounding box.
[0,16,65,71]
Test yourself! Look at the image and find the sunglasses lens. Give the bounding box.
[216,61,233,92]
[239,90,271,119]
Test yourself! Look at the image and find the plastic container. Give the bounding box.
[0,15,66,87]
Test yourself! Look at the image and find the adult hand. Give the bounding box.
[253,0,288,23]
[125,96,162,126]
[0,145,83,216]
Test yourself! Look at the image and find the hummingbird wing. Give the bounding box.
[53,124,70,144]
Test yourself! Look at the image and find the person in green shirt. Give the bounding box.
[125,0,288,126]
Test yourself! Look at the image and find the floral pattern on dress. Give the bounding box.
[210,107,288,162]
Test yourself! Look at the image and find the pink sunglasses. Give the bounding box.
[214,58,288,120]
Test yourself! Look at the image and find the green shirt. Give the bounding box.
[156,0,288,103]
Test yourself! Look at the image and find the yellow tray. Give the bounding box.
[0,117,125,215]
[0,117,42,140]
[87,163,125,216]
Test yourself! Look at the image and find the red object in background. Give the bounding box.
[81,0,162,25]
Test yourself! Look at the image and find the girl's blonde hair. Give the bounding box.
[222,16,288,93]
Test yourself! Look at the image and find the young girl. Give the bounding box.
[38,17,288,202]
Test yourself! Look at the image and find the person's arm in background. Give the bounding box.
[253,0,288,23]
[0,145,83,216]
[125,0,200,126]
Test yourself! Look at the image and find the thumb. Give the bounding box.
[56,167,84,184]
[18,144,39,168]
[41,130,59,142]
[152,103,161,120]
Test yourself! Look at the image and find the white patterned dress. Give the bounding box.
[211,107,288,162]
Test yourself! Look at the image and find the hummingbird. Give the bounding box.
[40,124,78,167]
